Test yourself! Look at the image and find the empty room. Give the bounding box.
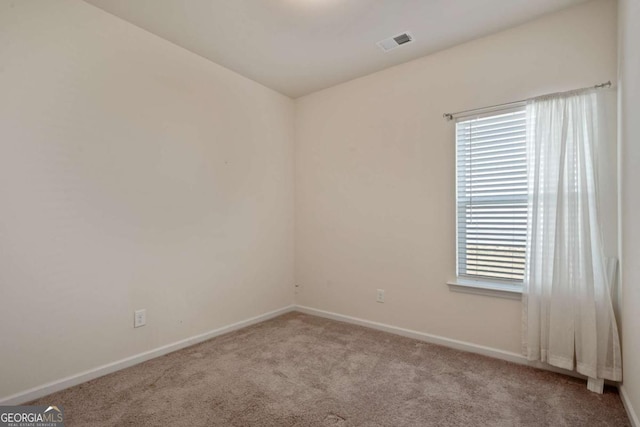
[1,0,639,425]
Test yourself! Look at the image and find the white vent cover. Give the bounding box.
[377,32,414,52]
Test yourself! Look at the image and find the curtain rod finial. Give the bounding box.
[595,81,612,89]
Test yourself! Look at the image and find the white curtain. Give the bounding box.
[522,88,622,384]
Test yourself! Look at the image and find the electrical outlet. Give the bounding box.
[134,309,146,328]
[376,289,385,303]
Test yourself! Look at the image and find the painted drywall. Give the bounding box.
[619,0,640,423]
[0,0,294,400]
[295,0,618,354]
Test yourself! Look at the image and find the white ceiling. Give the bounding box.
[83,0,588,98]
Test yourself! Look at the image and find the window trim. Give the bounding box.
[446,278,522,300]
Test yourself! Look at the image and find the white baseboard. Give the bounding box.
[0,305,296,405]
[620,385,640,427]
[3,303,621,409]
[294,305,589,381]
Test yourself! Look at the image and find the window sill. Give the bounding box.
[447,279,522,300]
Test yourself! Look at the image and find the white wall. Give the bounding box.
[295,0,618,354]
[0,0,294,400]
[619,0,640,423]
[0,0,626,408]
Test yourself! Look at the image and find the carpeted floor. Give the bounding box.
[31,312,629,426]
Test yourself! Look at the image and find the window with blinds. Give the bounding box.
[456,107,527,283]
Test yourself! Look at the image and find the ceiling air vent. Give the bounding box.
[377,32,414,52]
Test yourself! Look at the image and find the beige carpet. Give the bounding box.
[31,312,629,426]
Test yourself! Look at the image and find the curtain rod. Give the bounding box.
[442,81,612,121]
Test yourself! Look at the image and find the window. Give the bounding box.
[456,106,527,285]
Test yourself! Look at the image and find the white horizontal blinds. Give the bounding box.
[456,107,527,283]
